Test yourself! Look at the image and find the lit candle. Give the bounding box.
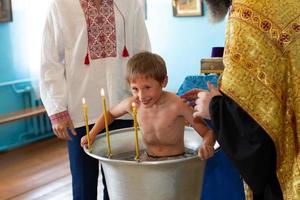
[82,98,91,151]
[101,88,112,157]
[132,102,140,160]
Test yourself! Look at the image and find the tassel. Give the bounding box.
[84,53,90,65]
[122,46,129,57]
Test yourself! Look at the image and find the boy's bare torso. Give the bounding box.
[137,92,186,157]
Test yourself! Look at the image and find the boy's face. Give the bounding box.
[130,76,166,108]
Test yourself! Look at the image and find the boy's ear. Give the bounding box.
[162,76,168,87]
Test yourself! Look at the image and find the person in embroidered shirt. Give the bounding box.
[182,0,300,199]
[81,51,215,161]
[39,0,150,200]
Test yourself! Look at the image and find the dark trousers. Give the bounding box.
[68,119,133,200]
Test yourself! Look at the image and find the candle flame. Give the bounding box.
[132,102,136,107]
[82,98,86,104]
[101,88,105,96]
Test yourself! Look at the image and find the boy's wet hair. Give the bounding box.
[126,51,167,83]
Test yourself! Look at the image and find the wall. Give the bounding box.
[0,2,29,83]
[0,1,53,151]
[0,0,35,120]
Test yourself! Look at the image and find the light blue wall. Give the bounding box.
[146,0,226,91]
[0,8,52,151]
[0,7,31,115]
[0,10,30,83]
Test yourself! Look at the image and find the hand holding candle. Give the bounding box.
[82,98,91,151]
[132,102,140,160]
[101,88,112,157]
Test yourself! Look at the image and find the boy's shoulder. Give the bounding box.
[162,92,190,116]
[164,91,181,99]
[164,91,184,105]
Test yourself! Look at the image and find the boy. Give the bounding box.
[81,51,215,160]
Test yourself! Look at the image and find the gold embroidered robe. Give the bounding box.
[220,0,300,199]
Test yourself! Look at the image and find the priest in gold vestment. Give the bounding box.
[185,0,300,199]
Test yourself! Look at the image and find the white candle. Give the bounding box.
[82,98,91,150]
[132,102,140,160]
[101,88,112,157]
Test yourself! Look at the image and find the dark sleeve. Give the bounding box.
[209,95,282,198]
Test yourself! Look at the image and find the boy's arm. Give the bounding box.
[91,97,134,137]
[180,100,215,159]
[81,97,134,146]
[180,100,210,139]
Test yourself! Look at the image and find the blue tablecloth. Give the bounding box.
[177,75,245,200]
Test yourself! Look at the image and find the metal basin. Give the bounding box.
[84,127,206,200]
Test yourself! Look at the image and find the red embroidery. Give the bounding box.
[260,20,272,32]
[241,8,252,20]
[279,33,290,43]
[292,23,300,32]
[49,111,70,125]
[80,0,117,59]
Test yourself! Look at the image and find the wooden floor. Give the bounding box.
[0,137,103,200]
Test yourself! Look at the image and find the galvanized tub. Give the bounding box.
[84,127,206,200]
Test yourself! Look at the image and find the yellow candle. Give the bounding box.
[82,98,91,151]
[132,102,140,160]
[101,88,112,157]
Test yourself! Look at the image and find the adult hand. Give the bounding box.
[52,116,77,140]
[193,81,222,120]
[180,88,203,107]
